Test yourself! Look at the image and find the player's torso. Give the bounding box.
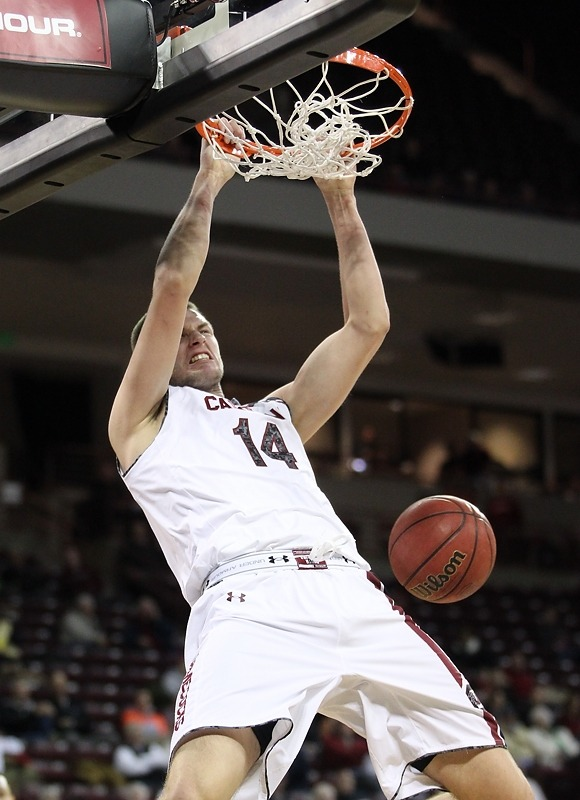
[122,387,363,601]
[162,387,317,500]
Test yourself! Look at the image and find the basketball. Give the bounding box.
[388,495,496,603]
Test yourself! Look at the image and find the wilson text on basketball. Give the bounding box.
[411,550,467,599]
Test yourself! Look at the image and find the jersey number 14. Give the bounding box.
[233,417,298,469]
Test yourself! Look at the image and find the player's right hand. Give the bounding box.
[199,116,245,187]
[199,137,236,186]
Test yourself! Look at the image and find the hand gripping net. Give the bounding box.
[196,48,413,180]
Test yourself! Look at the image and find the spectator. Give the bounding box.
[120,689,170,745]
[123,596,177,652]
[42,668,91,738]
[59,592,107,650]
[0,674,54,742]
[113,723,169,795]
[527,703,580,773]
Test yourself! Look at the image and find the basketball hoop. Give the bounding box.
[196,47,414,180]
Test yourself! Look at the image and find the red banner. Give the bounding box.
[0,0,111,67]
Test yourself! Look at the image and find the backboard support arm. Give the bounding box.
[0,0,418,217]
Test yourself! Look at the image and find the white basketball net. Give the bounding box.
[198,57,413,180]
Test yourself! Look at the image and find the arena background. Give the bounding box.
[0,3,579,799]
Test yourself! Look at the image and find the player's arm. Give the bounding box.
[275,176,389,442]
[108,138,235,469]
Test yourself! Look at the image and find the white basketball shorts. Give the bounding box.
[170,566,505,800]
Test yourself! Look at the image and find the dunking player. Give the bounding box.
[108,126,534,800]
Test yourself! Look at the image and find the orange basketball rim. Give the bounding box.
[196,47,414,159]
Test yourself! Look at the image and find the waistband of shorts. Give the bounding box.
[202,548,363,592]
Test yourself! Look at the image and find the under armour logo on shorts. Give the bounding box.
[268,555,290,563]
[227,592,246,602]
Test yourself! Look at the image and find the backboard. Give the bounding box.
[0,0,418,218]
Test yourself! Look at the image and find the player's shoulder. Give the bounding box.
[254,395,292,420]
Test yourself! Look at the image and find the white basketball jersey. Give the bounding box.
[121,386,368,605]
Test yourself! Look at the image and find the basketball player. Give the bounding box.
[108,126,534,800]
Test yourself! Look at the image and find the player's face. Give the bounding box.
[170,310,224,393]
